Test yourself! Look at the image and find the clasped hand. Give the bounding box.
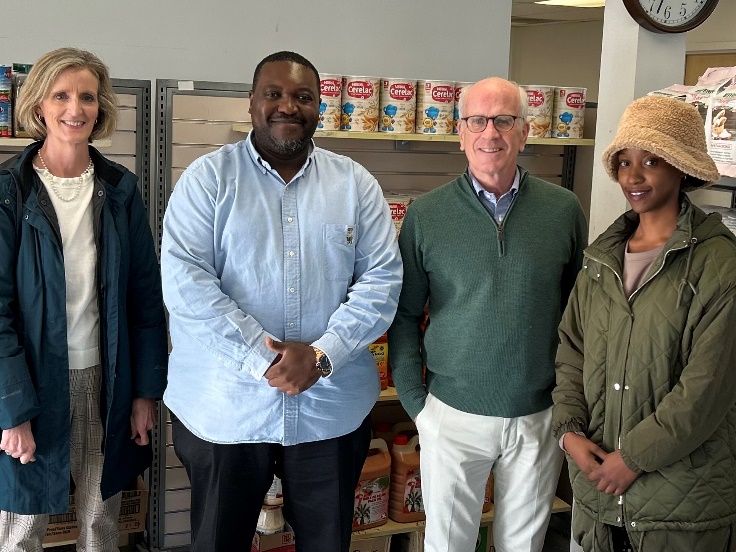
[0,420,36,464]
[263,338,320,396]
[563,433,638,496]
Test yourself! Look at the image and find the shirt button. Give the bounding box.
[289,287,296,293]
[614,383,621,391]
[288,251,295,257]
[289,322,295,327]
[287,217,293,222]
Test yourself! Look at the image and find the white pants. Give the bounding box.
[416,393,563,552]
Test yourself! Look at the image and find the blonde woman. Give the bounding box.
[0,48,167,551]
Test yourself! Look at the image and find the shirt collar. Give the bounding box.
[470,167,521,201]
[245,130,315,181]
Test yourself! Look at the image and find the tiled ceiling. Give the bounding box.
[512,0,604,25]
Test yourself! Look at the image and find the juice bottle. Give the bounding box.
[370,334,389,390]
[391,421,418,449]
[389,434,424,522]
[352,438,391,531]
[373,422,394,446]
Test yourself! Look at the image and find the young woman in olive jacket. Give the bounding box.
[553,96,736,552]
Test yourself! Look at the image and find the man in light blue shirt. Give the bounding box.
[161,51,402,552]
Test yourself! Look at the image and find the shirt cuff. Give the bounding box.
[559,431,585,452]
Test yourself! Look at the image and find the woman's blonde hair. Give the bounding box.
[16,47,118,141]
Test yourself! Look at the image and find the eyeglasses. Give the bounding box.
[460,115,521,133]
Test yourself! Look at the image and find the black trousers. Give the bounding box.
[171,414,372,552]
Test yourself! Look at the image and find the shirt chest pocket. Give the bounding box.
[323,224,356,280]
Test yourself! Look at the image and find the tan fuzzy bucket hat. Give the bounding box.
[602,96,720,190]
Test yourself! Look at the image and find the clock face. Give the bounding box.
[624,0,719,33]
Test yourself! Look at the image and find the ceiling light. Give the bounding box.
[535,0,605,7]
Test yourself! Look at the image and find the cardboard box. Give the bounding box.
[349,535,391,552]
[43,477,148,545]
[252,527,296,552]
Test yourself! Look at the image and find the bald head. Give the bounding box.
[458,78,527,120]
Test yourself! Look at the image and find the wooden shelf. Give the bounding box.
[351,496,570,539]
[231,124,594,147]
[0,138,112,148]
[377,386,399,403]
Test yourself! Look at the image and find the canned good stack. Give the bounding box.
[316,74,474,136]
[523,85,587,139]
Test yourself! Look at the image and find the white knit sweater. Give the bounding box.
[34,165,100,370]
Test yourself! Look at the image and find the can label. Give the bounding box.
[318,73,342,131]
[453,82,474,134]
[524,85,554,138]
[552,87,586,138]
[379,79,416,133]
[341,76,380,132]
[416,80,455,135]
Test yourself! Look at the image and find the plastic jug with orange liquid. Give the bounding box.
[352,438,391,531]
[389,434,424,522]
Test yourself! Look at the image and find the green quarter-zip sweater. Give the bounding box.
[389,169,587,420]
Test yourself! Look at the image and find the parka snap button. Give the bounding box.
[24,215,29,220]
[624,385,629,390]
[97,190,104,197]
[3,199,9,205]
[40,199,47,206]
[617,517,621,523]
[631,522,636,528]
[614,383,621,390]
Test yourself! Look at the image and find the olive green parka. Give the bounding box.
[552,196,736,549]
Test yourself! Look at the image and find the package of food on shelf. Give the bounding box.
[552,87,586,139]
[453,82,474,135]
[685,66,736,128]
[0,67,12,138]
[647,84,691,101]
[379,79,416,134]
[352,438,391,531]
[524,85,554,138]
[416,80,454,135]
[708,83,736,177]
[318,73,342,131]
[383,192,418,239]
[369,334,388,390]
[341,76,380,132]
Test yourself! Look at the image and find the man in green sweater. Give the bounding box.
[388,77,587,552]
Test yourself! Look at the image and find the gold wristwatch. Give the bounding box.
[312,347,333,377]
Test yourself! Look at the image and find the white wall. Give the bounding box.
[686,1,736,53]
[509,21,603,102]
[0,0,511,84]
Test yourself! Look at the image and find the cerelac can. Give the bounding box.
[453,82,474,134]
[552,87,586,138]
[341,76,380,132]
[379,79,416,134]
[416,80,455,135]
[524,85,554,138]
[318,74,342,131]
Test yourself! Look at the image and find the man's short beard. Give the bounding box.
[253,126,310,158]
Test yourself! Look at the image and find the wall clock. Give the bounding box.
[622,0,720,33]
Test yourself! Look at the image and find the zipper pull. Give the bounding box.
[498,225,505,256]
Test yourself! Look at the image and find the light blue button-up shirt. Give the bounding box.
[161,133,402,445]
[471,168,520,223]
